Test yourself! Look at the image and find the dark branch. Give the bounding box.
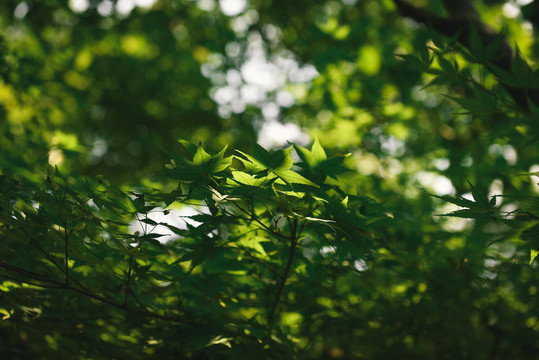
[0,261,200,326]
[268,218,298,324]
[123,254,134,307]
[64,221,70,286]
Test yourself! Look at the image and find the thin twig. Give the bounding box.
[64,220,70,286]
[238,246,280,276]
[268,218,298,324]
[128,288,151,313]
[123,255,134,307]
[0,261,199,325]
[1,274,65,289]
[20,228,90,292]
[231,198,290,240]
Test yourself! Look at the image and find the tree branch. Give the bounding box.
[123,254,134,307]
[20,228,90,292]
[0,261,200,326]
[268,218,298,324]
[64,221,70,286]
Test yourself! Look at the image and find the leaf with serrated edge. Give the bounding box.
[231,171,268,187]
[511,48,529,86]
[178,139,198,155]
[272,146,294,170]
[235,151,267,171]
[294,145,315,168]
[311,137,327,163]
[193,146,212,166]
[251,142,273,167]
[273,169,319,187]
[432,194,478,208]
[530,249,539,265]
[441,209,489,218]
[277,190,305,198]
[467,180,490,208]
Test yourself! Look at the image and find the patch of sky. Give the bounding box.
[201,23,318,148]
[129,205,210,244]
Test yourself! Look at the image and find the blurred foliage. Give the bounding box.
[2,0,539,358]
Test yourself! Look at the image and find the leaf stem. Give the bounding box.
[230,198,290,240]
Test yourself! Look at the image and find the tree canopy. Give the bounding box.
[1,0,539,358]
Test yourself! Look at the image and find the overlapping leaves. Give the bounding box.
[434,180,496,219]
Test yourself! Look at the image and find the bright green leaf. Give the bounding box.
[530,249,538,265]
[193,146,212,166]
[231,171,270,187]
[273,169,319,187]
